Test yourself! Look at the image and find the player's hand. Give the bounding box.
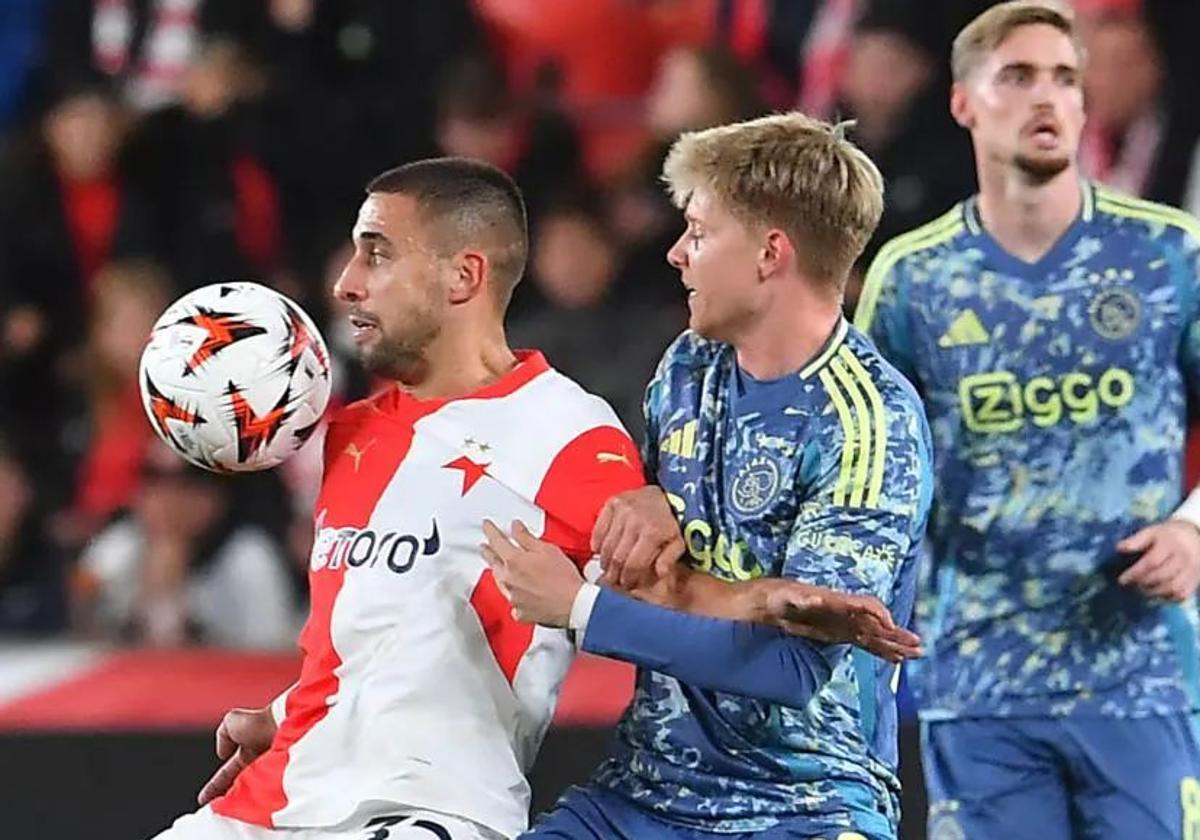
[1117,519,1200,602]
[482,520,583,627]
[592,487,685,591]
[197,706,276,805]
[764,583,922,663]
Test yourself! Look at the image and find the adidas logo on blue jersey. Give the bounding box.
[660,420,698,458]
[938,309,990,348]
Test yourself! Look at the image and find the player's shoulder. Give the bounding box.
[329,387,392,427]
[806,326,931,510]
[856,203,972,330]
[654,329,728,375]
[866,203,971,280]
[518,364,627,436]
[496,364,640,492]
[810,325,930,445]
[1091,182,1200,249]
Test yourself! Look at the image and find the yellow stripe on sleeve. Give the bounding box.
[819,368,859,507]
[839,347,889,508]
[829,357,872,508]
[1095,188,1200,243]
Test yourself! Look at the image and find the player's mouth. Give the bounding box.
[348,311,380,342]
[1024,116,1061,149]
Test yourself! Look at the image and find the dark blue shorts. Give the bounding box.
[521,785,890,840]
[921,714,1200,839]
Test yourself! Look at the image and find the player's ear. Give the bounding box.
[759,229,794,281]
[448,250,487,304]
[950,82,974,130]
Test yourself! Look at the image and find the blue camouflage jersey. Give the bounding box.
[855,181,1200,721]
[590,324,933,836]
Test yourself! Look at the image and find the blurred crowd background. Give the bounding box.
[1,0,1199,651]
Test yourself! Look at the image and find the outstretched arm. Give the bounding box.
[589,486,920,659]
[482,520,838,706]
[634,567,920,661]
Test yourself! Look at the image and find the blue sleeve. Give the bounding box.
[854,251,919,387]
[786,381,933,613]
[580,587,836,707]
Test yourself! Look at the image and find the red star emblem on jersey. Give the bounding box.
[144,375,206,442]
[444,455,491,495]
[226,383,294,464]
[283,301,329,378]
[175,308,268,376]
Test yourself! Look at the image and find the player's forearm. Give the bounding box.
[626,568,774,622]
[577,587,834,706]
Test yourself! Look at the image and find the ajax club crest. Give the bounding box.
[1088,287,1141,341]
[730,456,782,515]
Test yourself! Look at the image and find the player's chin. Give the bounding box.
[686,301,720,339]
[1014,149,1072,182]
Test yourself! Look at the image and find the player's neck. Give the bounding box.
[399,323,518,402]
[976,165,1082,264]
[733,289,842,381]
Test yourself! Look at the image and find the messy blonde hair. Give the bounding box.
[662,111,884,286]
[952,0,1083,83]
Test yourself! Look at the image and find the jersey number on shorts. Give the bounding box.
[362,815,452,840]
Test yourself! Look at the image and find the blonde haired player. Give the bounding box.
[858,2,1200,837]
[483,112,933,840]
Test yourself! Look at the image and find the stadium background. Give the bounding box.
[1,1,1199,837]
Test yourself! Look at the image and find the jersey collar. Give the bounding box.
[390,349,551,414]
[799,317,849,379]
[962,179,1096,275]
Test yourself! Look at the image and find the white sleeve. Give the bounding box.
[1172,486,1200,530]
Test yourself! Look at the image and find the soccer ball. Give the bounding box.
[138,282,333,473]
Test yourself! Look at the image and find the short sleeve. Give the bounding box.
[535,425,646,565]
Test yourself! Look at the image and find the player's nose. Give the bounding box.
[666,234,688,270]
[333,261,366,303]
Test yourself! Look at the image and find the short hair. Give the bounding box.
[662,112,884,286]
[366,158,528,303]
[952,1,1084,83]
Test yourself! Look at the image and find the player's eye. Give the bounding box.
[998,66,1033,86]
[1055,67,1079,87]
[366,249,386,266]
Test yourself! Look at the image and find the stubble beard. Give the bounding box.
[359,317,442,382]
[1014,151,1072,185]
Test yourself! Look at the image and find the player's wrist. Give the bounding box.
[568,582,601,642]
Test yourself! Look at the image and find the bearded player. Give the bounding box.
[857,3,1200,837]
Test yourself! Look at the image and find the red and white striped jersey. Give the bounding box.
[212,352,643,836]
